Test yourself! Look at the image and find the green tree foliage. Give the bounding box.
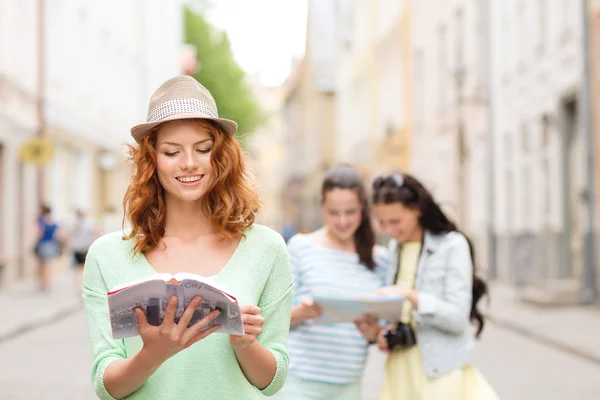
[184,5,264,144]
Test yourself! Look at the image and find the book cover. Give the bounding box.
[107,273,244,339]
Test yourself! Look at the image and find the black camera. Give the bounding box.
[385,322,417,350]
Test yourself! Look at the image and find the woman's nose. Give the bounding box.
[181,150,199,170]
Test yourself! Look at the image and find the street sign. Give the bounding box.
[19,137,55,165]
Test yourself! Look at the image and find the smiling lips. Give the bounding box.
[176,174,204,184]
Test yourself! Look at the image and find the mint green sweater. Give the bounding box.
[82,224,293,400]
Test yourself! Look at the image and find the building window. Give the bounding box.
[542,157,551,220]
[521,123,531,154]
[505,170,514,228]
[455,7,464,68]
[560,0,571,43]
[541,115,552,222]
[437,24,447,114]
[500,4,510,82]
[522,166,532,229]
[504,132,512,163]
[414,49,425,130]
[504,131,514,228]
[517,0,526,71]
[563,0,570,31]
[541,114,550,148]
[537,0,545,55]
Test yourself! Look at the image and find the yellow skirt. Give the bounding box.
[380,346,500,400]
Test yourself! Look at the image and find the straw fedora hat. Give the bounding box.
[130,75,238,143]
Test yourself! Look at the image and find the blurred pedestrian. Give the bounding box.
[359,173,499,400]
[33,205,63,292]
[81,75,293,400]
[68,209,98,294]
[276,164,391,400]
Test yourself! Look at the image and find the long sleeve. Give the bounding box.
[374,245,393,286]
[287,235,304,308]
[416,233,473,335]
[255,235,294,396]
[82,242,124,400]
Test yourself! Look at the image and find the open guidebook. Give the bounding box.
[311,293,405,325]
[107,273,244,339]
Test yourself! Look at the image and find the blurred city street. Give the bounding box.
[2,0,600,398]
[1,272,599,399]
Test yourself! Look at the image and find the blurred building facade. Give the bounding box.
[246,82,287,232]
[409,0,490,267]
[0,0,184,285]
[489,0,591,303]
[277,0,414,235]
[272,0,600,302]
[280,0,337,234]
[335,0,412,175]
[590,0,600,299]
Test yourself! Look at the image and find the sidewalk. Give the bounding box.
[485,282,600,365]
[0,270,82,344]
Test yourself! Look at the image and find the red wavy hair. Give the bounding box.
[122,119,260,256]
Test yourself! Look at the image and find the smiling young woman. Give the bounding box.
[82,76,293,400]
[275,164,391,400]
[122,117,257,256]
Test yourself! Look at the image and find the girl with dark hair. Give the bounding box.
[277,164,391,400]
[358,173,499,400]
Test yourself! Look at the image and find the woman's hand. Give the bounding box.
[291,297,323,327]
[377,286,420,307]
[377,325,391,353]
[297,297,323,320]
[377,285,410,297]
[230,305,265,350]
[354,314,382,341]
[135,296,221,364]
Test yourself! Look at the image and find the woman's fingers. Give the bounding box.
[160,296,178,333]
[180,309,221,344]
[175,296,203,334]
[242,324,263,336]
[377,327,390,352]
[242,313,265,327]
[135,307,149,332]
[239,304,262,315]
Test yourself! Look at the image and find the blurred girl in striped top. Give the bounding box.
[276,164,391,400]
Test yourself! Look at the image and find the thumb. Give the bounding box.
[135,307,149,331]
[301,297,313,306]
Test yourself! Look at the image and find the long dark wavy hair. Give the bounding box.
[372,173,488,338]
[322,165,376,270]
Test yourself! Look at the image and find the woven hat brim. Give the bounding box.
[130,113,238,143]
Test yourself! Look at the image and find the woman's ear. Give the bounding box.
[413,207,423,220]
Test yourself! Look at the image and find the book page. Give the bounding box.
[173,272,235,299]
[180,279,244,336]
[312,294,404,325]
[108,280,169,339]
[108,273,173,294]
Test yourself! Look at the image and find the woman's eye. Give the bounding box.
[164,151,179,157]
[196,148,212,154]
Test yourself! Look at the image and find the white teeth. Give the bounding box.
[177,175,202,183]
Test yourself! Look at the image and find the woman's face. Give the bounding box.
[155,120,215,204]
[373,202,422,243]
[322,188,363,242]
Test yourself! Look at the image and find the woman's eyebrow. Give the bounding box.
[159,139,213,147]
